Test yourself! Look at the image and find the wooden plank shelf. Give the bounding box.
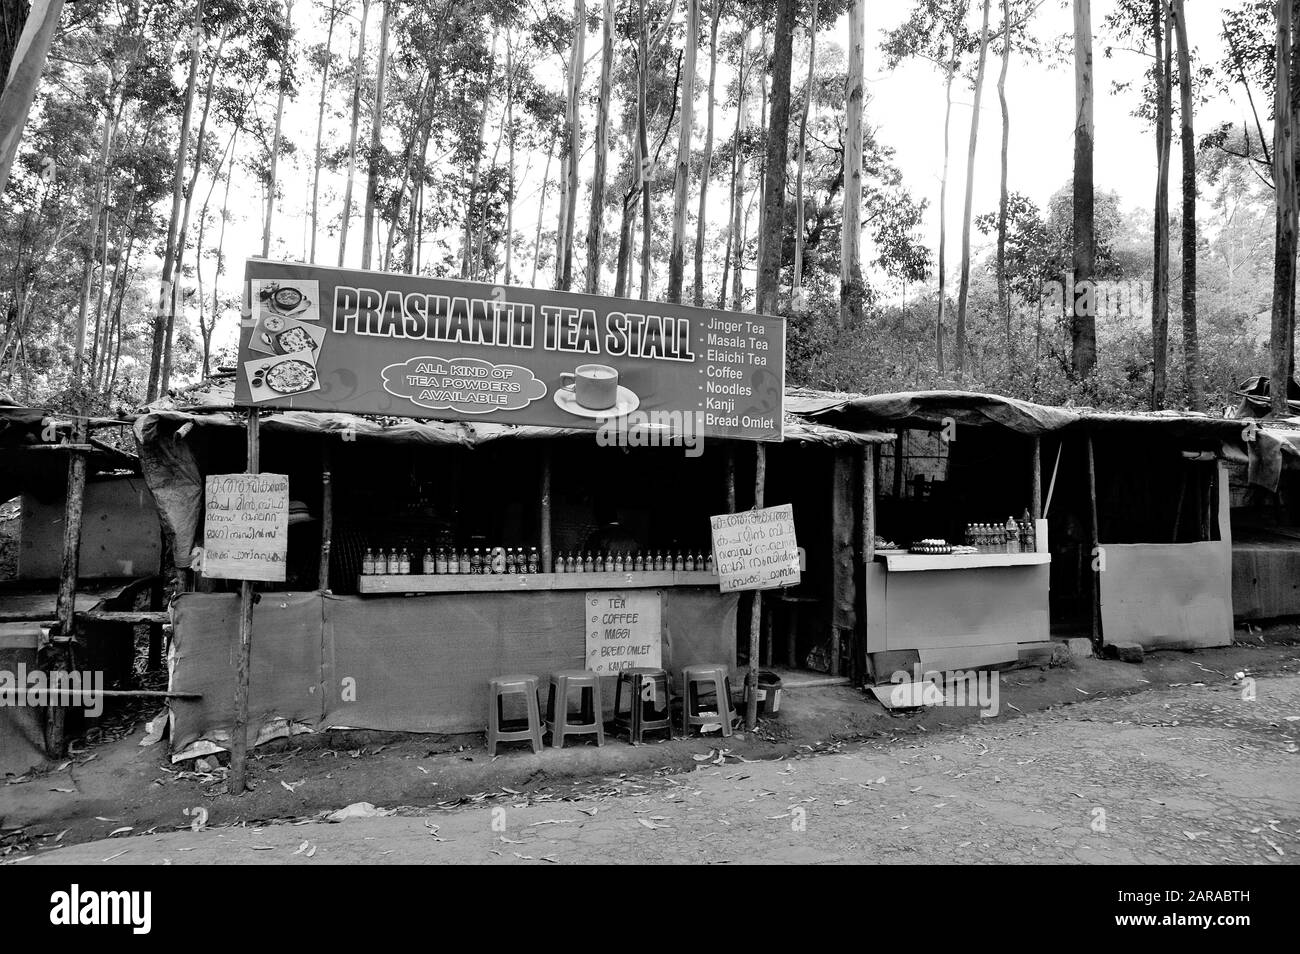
[357,571,721,594]
[876,551,1051,572]
[76,610,170,624]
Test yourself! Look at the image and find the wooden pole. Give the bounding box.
[46,416,87,758]
[830,450,856,677]
[1085,434,1101,647]
[745,443,766,730]
[540,448,553,573]
[229,410,260,795]
[860,444,875,682]
[893,427,904,499]
[1030,436,1042,520]
[318,439,334,590]
[725,444,737,513]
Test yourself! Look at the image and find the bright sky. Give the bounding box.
[194,0,1247,363]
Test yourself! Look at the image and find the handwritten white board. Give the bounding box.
[203,473,289,582]
[710,504,801,592]
[585,590,662,674]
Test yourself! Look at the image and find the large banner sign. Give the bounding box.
[234,260,785,441]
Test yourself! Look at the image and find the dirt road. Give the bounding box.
[13,672,1298,864]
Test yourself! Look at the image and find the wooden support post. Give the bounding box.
[47,416,88,758]
[745,443,766,731]
[860,444,876,683]
[1031,436,1042,521]
[229,410,260,795]
[893,428,904,499]
[830,450,857,678]
[540,448,553,573]
[724,444,736,513]
[146,574,165,672]
[1086,434,1101,647]
[318,440,334,591]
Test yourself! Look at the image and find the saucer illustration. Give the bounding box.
[554,385,640,419]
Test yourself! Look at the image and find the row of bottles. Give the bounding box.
[964,510,1036,553]
[553,550,713,574]
[361,546,542,576]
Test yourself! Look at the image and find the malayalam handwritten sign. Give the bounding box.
[585,590,662,674]
[710,504,801,592]
[203,474,289,582]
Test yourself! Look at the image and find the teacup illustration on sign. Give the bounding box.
[554,363,639,419]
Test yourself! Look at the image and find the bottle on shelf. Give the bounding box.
[1020,509,1035,552]
[706,552,715,574]
[1005,516,1020,554]
[362,548,375,575]
[528,546,540,573]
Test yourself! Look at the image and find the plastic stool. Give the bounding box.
[681,664,734,737]
[546,670,605,748]
[613,667,673,744]
[487,674,544,755]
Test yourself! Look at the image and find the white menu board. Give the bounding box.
[585,590,662,674]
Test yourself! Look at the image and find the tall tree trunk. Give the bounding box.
[1072,0,1097,380]
[74,98,118,390]
[586,0,615,294]
[361,0,390,269]
[1151,0,1171,408]
[668,0,699,302]
[935,63,955,374]
[532,131,555,287]
[841,0,864,326]
[165,29,225,393]
[463,29,497,279]
[0,0,63,194]
[614,193,634,297]
[955,0,991,377]
[754,0,794,316]
[792,0,818,308]
[309,3,339,264]
[338,0,371,267]
[996,0,1011,352]
[1171,0,1199,409]
[693,0,720,307]
[147,0,204,401]
[559,0,585,291]
[261,1,291,262]
[504,41,516,286]
[636,0,652,299]
[1272,0,1297,415]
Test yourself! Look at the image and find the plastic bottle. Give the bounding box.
[1005,517,1020,554]
[362,548,375,575]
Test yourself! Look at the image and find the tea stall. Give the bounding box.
[138,260,892,759]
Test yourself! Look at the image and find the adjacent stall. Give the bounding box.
[807,391,1244,676]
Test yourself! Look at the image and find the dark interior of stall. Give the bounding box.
[186,424,843,673]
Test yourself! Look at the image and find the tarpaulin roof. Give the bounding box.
[148,375,896,448]
[803,388,1253,442]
